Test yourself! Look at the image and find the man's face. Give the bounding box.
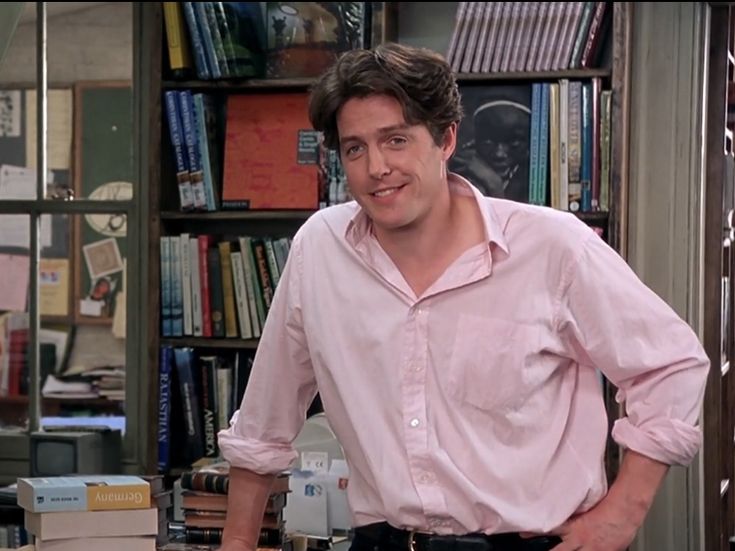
[336,94,455,233]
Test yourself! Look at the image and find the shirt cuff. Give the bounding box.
[611,417,703,466]
[217,424,298,475]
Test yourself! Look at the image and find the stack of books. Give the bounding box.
[16,475,159,550]
[170,462,290,548]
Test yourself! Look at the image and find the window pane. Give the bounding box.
[0,3,134,201]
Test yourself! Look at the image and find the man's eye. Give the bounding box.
[389,136,407,146]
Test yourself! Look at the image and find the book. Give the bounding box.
[24,507,158,540]
[34,536,156,551]
[17,476,151,513]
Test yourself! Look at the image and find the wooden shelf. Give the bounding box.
[159,210,315,221]
[160,337,259,350]
[0,396,122,408]
[163,77,315,91]
[160,210,605,222]
[163,69,612,91]
[456,68,612,82]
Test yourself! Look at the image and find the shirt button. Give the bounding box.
[409,418,420,428]
[414,364,423,371]
[420,473,433,483]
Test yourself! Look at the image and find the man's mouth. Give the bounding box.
[371,184,406,198]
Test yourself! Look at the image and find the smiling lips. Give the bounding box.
[371,184,406,198]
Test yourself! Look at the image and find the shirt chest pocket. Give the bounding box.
[447,314,538,411]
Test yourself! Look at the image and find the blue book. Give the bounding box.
[157,346,173,472]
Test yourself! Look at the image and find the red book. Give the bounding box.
[198,235,212,338]
[222,92,320,210]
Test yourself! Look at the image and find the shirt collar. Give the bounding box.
[345,172,510,256]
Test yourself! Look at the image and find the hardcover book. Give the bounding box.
[221,92,320,210]
[17,475,151,513]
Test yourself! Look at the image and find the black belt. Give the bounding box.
[353,522,562,551]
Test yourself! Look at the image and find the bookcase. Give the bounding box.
[703,4,735,549]
[139,1,631,485]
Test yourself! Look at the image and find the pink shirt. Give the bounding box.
[218,175,709,535]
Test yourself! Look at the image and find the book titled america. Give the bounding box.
[17,475,151,513]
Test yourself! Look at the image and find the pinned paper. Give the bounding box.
[79,298,103,317]
[0,253,29,311]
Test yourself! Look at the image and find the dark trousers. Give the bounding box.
[350,522,562,551]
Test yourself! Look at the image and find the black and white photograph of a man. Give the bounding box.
[450,84,532,202]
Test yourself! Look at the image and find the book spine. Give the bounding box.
[173,347,205,463]
[162,2,193,76]
[199,356,219,458]
[198,235,212,338]
[170,235,184,336]
[160,236,172,337]
[217,241,238,338]
[192,2,222,79]
[157,345,173,473]
[538,83,551,206]
[86,484,151,511]
[180,472,229,494]
[178,90,208,210]
[207,246,225,338]
[181,2,211,80]
[163,91,195,211]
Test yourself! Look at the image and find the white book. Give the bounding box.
[189,236,203,337]
[25,508,158,540]
[35,536,156,551]
[559,79,569,211]
[229,250,253,339]
[180,233,193,336]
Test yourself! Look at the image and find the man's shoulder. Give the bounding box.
[486,196,597,250]
[296,201,361,242]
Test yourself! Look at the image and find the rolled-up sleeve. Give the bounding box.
[555,232,710,466]
[217,232,318,474]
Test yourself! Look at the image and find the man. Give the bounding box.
[217,43,709,551]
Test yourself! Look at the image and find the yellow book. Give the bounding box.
[163,2,193,74]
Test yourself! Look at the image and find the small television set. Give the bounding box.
[30,428,122,476]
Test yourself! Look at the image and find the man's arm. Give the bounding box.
[218,466,276,551]
[550,449,669,551]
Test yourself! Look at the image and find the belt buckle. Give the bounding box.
[407,531,417,551]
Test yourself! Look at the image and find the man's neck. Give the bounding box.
[373,187,455,266]
[372,187,484,297]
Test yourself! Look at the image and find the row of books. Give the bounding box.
[160,234,291,340]
[164,89,222,213]
[526,78,612,212]
[164,2,368,82]
[164,89,349,213]
[447,1,611,74]
[158,346,254,471]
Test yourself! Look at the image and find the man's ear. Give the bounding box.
[441,122,457,161]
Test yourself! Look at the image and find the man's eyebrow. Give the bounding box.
[339,123,413,147]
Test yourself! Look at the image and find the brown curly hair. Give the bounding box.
[308,42,464,151]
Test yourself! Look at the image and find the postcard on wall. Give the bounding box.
[82,237,124,280]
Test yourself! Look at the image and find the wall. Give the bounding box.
[626,3,707,550]
[0,2,132,85]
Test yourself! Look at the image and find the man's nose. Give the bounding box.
[368,149,390,179]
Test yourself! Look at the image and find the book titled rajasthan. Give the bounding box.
[17,475,151,513]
